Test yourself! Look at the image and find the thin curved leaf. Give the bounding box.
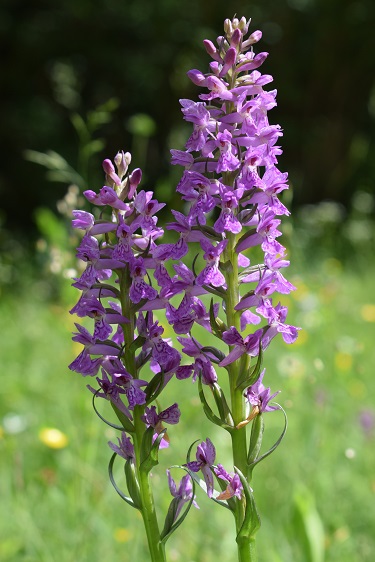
[108,453,139,510]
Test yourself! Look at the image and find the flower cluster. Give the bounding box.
[164,16,299,497]
[68,15,299,560]
[69,152,183,442]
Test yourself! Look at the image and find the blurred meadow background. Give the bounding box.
[1,0,375,561]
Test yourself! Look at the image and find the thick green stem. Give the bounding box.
[118,269,166,562]
[223,232,257,562]
[133,411,166,562]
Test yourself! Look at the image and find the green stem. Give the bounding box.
[223,231,257,562]
[134,411,166,562]
[118,269,166,562]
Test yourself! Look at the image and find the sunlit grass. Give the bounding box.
[1,255,374,561]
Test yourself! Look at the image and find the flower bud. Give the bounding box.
[224,18,233,36]
[102,159,121,186]
[128,168,142,199]
[114,150,131,178]
[242,30,262,51]
[187,69,207,86]
[203,39,217,57]
[230,28,242,47]
[238,16,250,34]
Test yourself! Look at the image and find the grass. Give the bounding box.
[1,251,375,562]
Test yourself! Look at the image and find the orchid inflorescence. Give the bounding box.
[69,15,299,562]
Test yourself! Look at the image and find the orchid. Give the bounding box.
[68,15,298,562]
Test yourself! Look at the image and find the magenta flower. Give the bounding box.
[108,432,135,461]
[245,369,280,414]
[186,438,216,498]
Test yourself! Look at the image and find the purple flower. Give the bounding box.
[245,369,280,414]
[219,327,262,367]
[129,257,158,304]
[186,438,216,498]
[214,464,243,500]
[176,336,218,385]
[196,239,228,288]
[108,432,135,461]
[84,186,129,211]
[167,470,199,521]
[86,368,132,418]
[142,403,181,449]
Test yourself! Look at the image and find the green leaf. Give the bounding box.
[144,372,165,404]
[209,298,227,339]
[236,347,263,391]
[127,335,147,354]
[248,404,288,470]
[235,467,261,541]
[140,428,167,474]
[124,459,141,509]
[200,346,226,363]
[211,382,234,427]
[160,467,197,543]
[247,413,265,465]
[111,402,135,433]
[108,453,139,510]
[291,485,325,562]
[197,377,234,431]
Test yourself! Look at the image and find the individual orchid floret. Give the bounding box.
[196,239,228,288]
[108,432,135,461]
[214,464,243,500]
[186,438,216,498]
[166,470,199,523]
[213,184,242,234]
[141,320,181,375]
[219,327,262,367]
[180,99,216,152]
[71,323,120,359]
[129,257,158,304]
[244,368,280,415]
[68,348,102,377]
[87,368,132,419]
[132,190,165,234]
[72,210,117,236]
[176,336,218,385]
[258,301,300,347]
[142,404,181,428]
[142,403,181,449]
[84,185,129,211]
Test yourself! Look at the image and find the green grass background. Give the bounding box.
[1,246,375,562]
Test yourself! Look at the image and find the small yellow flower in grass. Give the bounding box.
[361,304,375,322]
[334,352,353,372]
[39,427,68,449]
[114,528,133,543]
